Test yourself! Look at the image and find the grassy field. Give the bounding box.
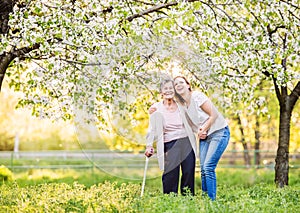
[0,168,299,212]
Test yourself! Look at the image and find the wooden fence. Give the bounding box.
[1,150,299,171]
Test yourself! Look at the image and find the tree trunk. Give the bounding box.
[236,115,251,167]
[275,101,291,187]
[0,0,14,91]
[0,53,13,92]
[229,141,236,165]
[0,0,13,34]
[0,0,41,92]
[274,81,300,187]
[254,116,261,166]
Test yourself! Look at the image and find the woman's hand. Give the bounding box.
[145,146,154,157]
[198,128,207,139]
[148,106,157,114]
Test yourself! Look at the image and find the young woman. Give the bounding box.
[174,76,230,201]
[145,78,197,195]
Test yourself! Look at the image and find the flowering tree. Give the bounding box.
[1,0,299,187]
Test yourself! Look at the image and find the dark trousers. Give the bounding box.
[162,137,195,196]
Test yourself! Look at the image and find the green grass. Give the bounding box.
[0,168,299,212]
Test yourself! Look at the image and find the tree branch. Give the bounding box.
[207,1,245,36]
[289,10,300,23]
[280,0,300,10]
[290,81,300,109]
[125,0,205,22]
[126,1,178,22]
[272,75,282,104]
[133,0,156,6]
[0,43,40,91]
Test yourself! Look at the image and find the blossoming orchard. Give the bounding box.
[0,0,299,187]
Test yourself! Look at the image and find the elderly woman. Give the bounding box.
[145,78,197,195]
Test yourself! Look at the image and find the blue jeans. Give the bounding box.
[200,126,230,200]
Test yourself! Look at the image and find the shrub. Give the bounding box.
[0,165,13,183]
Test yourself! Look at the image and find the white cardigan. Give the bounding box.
[146,101,197,171]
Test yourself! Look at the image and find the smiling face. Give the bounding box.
[160,81,175,100]
[174,77,190,95]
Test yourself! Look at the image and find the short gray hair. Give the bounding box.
[159,78,174,93]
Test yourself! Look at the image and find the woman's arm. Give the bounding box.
[198,99,218,138]
[145,121,156,157]
[145,110,163,157]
